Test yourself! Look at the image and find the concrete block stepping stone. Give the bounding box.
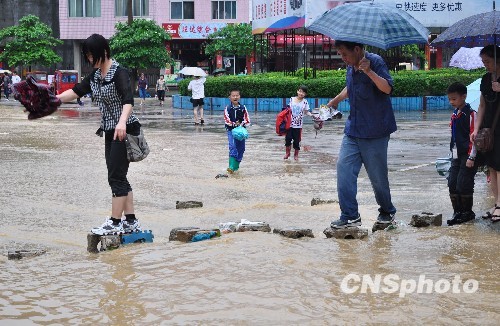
[273,227,314,238]
[410,212,442,227]
[7,249,47,260]
[176,201,203,209]
[311,198,338,206]
[323,227,368,239]
[87,230,154,253]
[236,219,271,232]
[372,221,398,232]
[169,227,220,242]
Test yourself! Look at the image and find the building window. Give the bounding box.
[69,0,101,17]
[171,1,194,19]
[212,1,236,19]
[115,0,149,17]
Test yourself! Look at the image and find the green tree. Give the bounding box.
[401,44,425,60]
[0,15,62,69]
[109,19,172,70]
[204,23,266,58]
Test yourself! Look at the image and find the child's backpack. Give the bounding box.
[276,106,291,136]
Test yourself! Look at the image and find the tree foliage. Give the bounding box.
[109,19,172,70]
[0,15,62,68]
[204,23,266,58]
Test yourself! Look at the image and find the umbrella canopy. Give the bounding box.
[178,67,207,77]
[431,10,500,47]
[308,1,429,50]
[466,78,482,112]
[449,47,484,70]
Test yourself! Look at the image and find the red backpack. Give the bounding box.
[276,106,292,136]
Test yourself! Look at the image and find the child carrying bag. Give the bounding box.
[276,106,291,136]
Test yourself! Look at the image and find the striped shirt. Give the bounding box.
[73,60,138,131]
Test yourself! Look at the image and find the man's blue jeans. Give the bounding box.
[337,135,396,220]
[227,130,245,161]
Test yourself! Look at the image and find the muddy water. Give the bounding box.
[0,103,498,325]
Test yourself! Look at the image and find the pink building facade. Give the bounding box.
[59,0,250,75]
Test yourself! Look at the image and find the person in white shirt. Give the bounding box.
[11,71,21,84]
[187,75,206,125]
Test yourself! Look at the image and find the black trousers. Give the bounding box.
[157,90,165,101]
[285,128,302,150]
[104,122,140,197]
[448,153,478,195]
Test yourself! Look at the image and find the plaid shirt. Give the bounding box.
[73,60,137,131]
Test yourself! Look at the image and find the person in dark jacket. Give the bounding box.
[446,82,479,225]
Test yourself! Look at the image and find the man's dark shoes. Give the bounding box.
[377,211,395,224]
[330,215,361,229]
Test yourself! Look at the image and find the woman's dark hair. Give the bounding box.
[82,34,111,66]
[298,85,308,95]
[480,44,500,62]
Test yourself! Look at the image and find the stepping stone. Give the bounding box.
[7,249,46,260]
[311,198,337,206]
[87,230,154,253]
[323,227,368,239]
[372,221,397,232]
[237,222,271,232]
[169,227,220,242]
[176,201,203,209]
[410,212,442,227]
[273,227,314,238]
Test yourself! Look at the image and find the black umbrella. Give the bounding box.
[432,1,499,47]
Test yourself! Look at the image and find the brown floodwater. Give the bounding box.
[0,101,498,325]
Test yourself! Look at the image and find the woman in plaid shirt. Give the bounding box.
[57,34,142,235]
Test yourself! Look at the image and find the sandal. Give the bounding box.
[492,205,500,223]
[482,207,495,219]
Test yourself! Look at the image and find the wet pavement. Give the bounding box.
[0,98,498,324]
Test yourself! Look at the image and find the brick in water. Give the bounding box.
[323,227,368,239]
[273,227,315,238]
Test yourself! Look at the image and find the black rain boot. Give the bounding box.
[447,193,462,226]
[456,195,476,224]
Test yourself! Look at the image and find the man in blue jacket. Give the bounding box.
[326,40,397,229]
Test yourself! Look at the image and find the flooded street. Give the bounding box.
[0,101,498,325]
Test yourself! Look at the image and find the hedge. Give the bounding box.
[178,68,485,98]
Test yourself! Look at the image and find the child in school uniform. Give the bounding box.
[224,87,250,173]
[446,82,480,225]
[284,85,314,160]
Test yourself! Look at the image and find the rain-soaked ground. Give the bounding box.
[0,98,498,324]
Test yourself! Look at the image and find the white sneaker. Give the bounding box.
[122,219,141,233]
[91,217,124,235]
